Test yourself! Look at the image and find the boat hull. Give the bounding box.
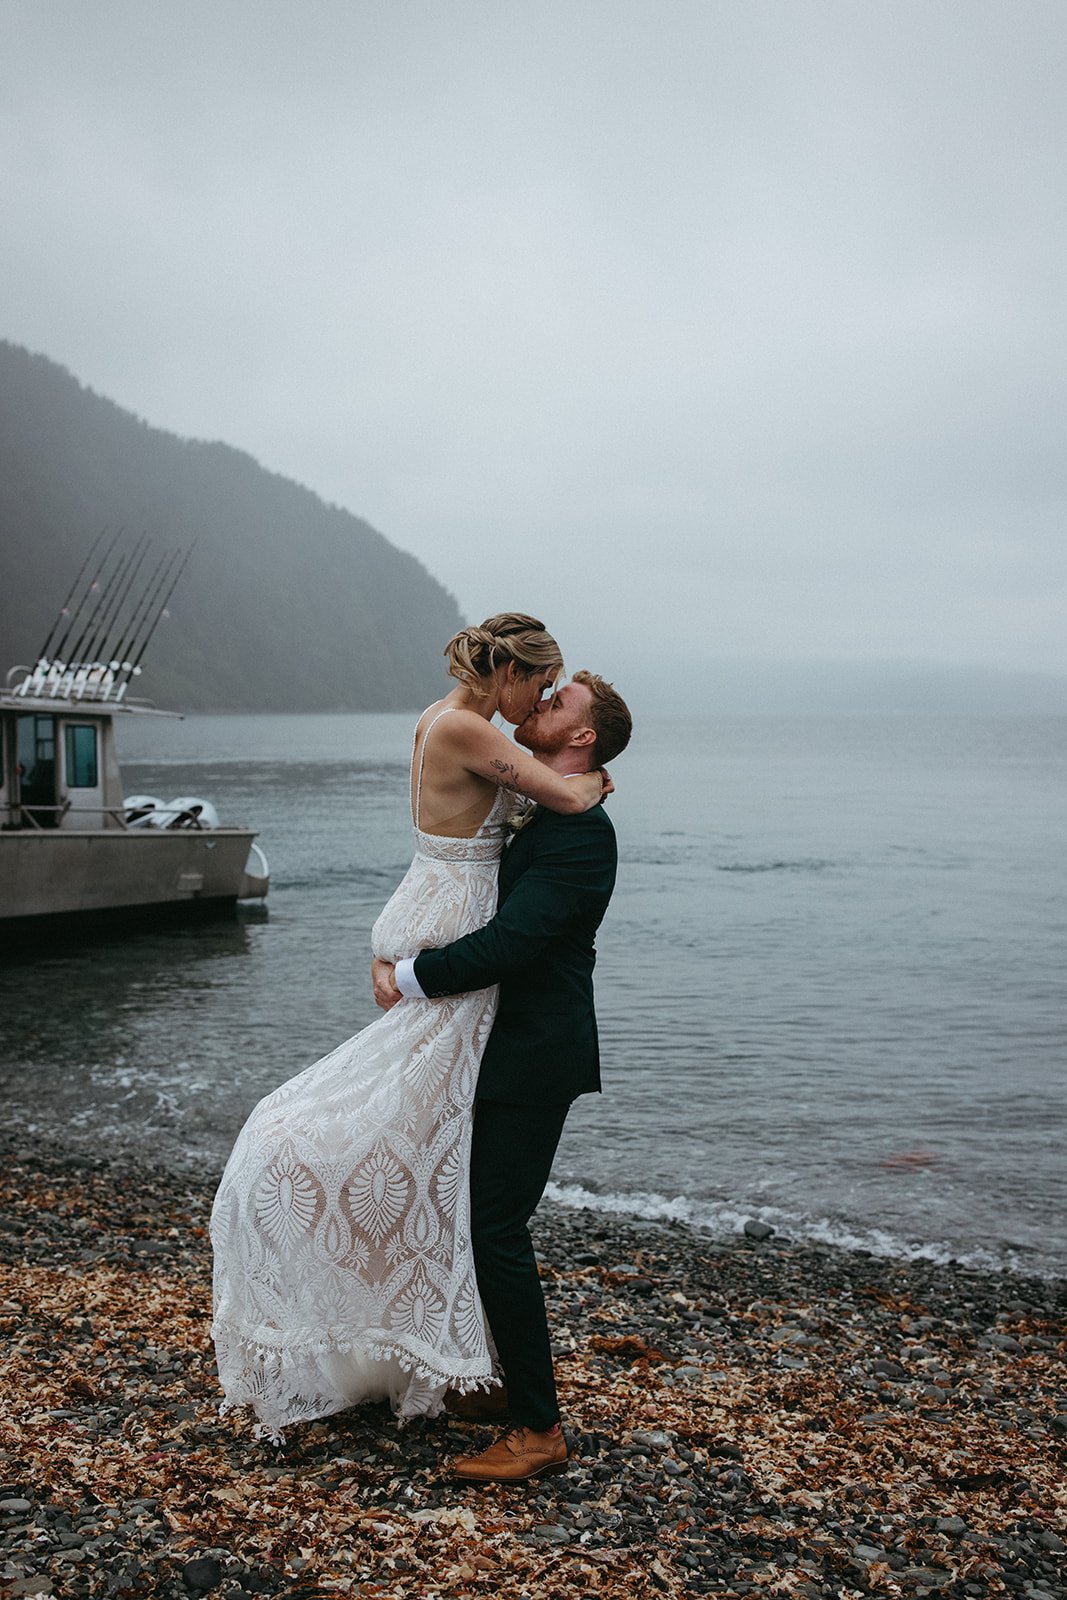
[0,828,266,935]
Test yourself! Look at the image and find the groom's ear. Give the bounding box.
[569,725,597,749]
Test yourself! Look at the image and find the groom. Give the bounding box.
[373,669,631,1482]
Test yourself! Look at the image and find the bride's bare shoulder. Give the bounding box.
[423,706,496,743]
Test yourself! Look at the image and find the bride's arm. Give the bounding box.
[442,712,605,814]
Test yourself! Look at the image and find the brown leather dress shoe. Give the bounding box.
[452,1425,568,1482]
[445,1385,510,1422]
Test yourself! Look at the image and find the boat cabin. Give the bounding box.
[2,698,125,832]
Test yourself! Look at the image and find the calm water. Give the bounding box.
[1,712,1064,1276]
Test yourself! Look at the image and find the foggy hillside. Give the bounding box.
[0,341,462,710]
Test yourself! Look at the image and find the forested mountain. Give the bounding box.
[0,341,462,710]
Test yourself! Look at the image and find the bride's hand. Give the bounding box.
[573,768,613,807]
[372,958,402,1011]
[568,769,607,810]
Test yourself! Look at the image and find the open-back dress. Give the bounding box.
[210,708,506,1439]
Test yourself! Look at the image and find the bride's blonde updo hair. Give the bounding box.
[444,612,563,694]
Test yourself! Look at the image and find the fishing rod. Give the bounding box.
[63,529,127,669]
[102,533,153,663]
[73,534,152,698]
[110,547,176,670]
[123,541,196,685]
[50,526,123,666]
[37,527,109,663]
[83,532,150,669]
[115,547,185,686]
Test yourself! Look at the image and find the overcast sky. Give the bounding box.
[2,1,1064,679]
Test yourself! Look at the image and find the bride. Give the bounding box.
[210,613,606,1440]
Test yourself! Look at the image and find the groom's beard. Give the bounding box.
[515,715,578,758]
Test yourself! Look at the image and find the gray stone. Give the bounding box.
[935,1517,967,1536]
[743,1220,775,1241]
[984,1333,1023,1353]
[0,1499,32,1514]
[183,1556,224,1593]
[530,1523,571,1544]
[902,1565,952,1584]
[872,1359,909,1381]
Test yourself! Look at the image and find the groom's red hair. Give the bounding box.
[572,671,632,765]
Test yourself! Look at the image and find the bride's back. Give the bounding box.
[410,704,500,838]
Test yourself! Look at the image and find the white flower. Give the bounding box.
[505,797,537,835]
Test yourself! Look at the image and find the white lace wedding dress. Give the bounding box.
[210,709,505,1440]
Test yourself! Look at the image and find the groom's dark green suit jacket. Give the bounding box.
[412,803,618,1106]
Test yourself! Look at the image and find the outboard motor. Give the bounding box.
[165,796,221,830]
[124,794,163,828]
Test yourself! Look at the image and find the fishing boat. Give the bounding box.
[0,534,269,947]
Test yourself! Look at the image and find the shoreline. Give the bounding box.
[1,1137,1064,1599]
[543,1181,1065,1285]
[5,1120,1061,1284]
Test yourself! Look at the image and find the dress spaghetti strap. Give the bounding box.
[413,706,456,831]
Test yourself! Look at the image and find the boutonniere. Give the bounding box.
[505,796,537,836]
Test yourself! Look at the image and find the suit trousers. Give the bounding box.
[468,1097,571,1432]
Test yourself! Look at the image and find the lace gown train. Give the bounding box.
[210,718,507,1440]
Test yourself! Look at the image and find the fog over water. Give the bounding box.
[2,1,1066,689]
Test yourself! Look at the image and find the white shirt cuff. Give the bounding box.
[394,958,427,1000]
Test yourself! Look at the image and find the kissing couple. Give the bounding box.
[211,612,632,1481]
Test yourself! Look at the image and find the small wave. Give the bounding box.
[717,858,835,874]
[276,868,404,892]
[544,1181,1040,1276]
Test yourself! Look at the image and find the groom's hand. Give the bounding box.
[372,958,402,1011]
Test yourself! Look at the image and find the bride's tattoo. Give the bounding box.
[489,758,522,790]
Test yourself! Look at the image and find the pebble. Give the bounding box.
[985,1333,1024,1352]
[743,1220,775,1241]
[530,1523,572,1544]
[182,1556,225,1592]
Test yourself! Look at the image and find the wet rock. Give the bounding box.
[182,1556,224,1593]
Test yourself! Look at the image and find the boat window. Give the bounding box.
[64,724,99,788]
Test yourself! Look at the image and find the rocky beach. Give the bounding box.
[1,1139,1064,1600]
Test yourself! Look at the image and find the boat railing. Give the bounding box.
[2,804,247,832]
[5,799,73,831]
